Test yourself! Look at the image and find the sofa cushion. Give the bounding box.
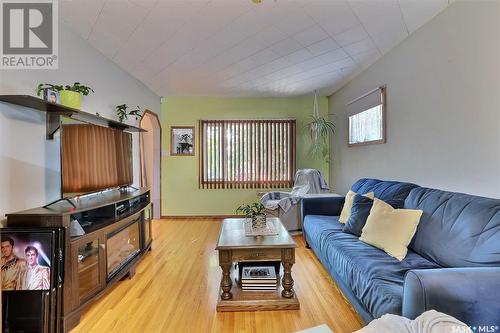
[343,195,373,236]
[304,215,440,318]
[351,178,419,202]
[339,190,374,223]
[406,187,500,267]
[303,215,344,255]
[343,194,405,237]
[359,198,423,261]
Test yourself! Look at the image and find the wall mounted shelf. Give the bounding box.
[0,95,146,140]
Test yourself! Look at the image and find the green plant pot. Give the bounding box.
[60,90,81,109]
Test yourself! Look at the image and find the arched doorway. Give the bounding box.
[140,110,162,219]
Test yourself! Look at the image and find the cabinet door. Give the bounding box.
[143,203,153,249]
[71,234,105,304]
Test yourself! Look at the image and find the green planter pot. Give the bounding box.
[60,90,81,109]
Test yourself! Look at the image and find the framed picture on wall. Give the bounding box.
[170,126,195,156]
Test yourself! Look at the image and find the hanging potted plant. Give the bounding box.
[306,91,335,162]
[37,82,94,109]
[236,202,266,229]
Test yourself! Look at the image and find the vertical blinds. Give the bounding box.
[199,119,296,189]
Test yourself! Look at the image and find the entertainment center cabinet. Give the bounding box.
[6,188,152,332]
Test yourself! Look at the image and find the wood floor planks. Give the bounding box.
[71,218,363,333]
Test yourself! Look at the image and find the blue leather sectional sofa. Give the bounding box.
[302,178,500,326]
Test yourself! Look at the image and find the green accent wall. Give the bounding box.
[161,96,329,216]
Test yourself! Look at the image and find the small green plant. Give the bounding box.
[115,104,143,123]
[36,83,62,95]
[236,202,265,218]
[36,82,94,96]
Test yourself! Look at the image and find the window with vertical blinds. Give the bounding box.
[199,119,296,189]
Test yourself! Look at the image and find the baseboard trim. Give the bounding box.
[160,215,241,220]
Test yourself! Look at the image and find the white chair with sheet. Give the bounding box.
[260,169,340,232]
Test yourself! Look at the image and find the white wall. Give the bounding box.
[0,22,160,222]
[329,1,500,198]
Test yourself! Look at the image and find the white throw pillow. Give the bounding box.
[359,198,423,261]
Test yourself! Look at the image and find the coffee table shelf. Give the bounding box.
[216,269,299,311]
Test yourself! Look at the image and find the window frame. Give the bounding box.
[347,86,387,147]
[198,119,296,189]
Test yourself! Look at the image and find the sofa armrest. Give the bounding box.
[403,268,500,326]
[301,196,345,218]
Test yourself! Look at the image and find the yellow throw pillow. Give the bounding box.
[359,198,423,261]
[339,190,374,223]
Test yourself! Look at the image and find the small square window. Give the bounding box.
[347,86,386,146]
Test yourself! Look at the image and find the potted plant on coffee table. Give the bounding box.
[236,202,266,229]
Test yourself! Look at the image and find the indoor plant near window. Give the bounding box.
[307,91,335,162]
[37,82,94,109]
[236,202,266,229]
[116,104,143,123]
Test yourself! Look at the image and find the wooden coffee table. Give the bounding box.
[216,217,300,311]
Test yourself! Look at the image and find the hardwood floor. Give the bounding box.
[71,219,363,333]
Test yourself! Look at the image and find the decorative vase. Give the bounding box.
[60,90,81,109]
[251,213,267,229]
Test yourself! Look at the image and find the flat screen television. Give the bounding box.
[61,123,133,196]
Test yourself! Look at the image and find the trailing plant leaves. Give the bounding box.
[307,116,335,140]
[306,116,335,162]
[236,202,265,217]
[115,104,143,123]
[36,83,63,96]
[36,82,94,96]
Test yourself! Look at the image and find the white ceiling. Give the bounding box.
[60,0,449,97]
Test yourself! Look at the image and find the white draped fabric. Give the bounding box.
[260,169,329,212]
[354,310,471,333]
[349,105,383,144]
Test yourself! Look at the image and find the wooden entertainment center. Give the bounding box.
[0,94,152,332]
[6,188,152,332]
